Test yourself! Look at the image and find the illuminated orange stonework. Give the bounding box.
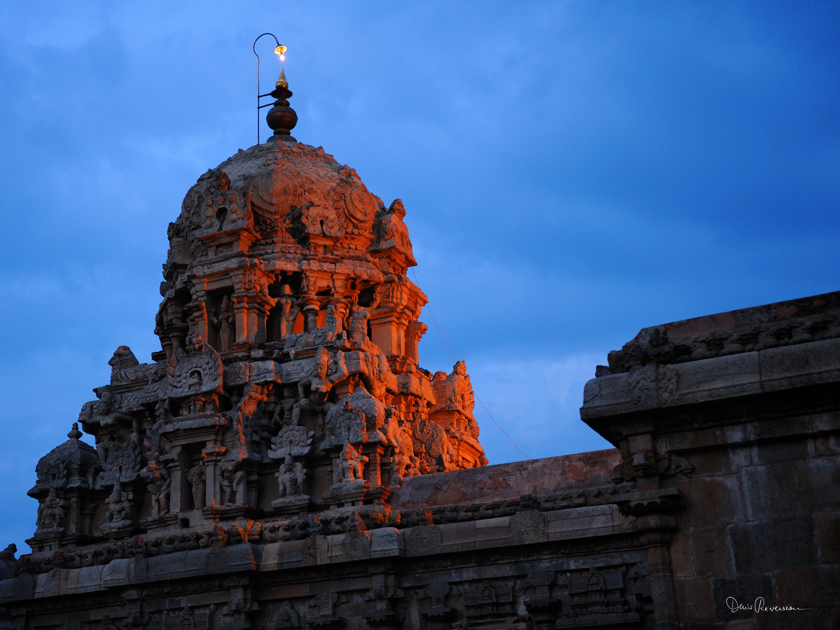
[23,124,487,569]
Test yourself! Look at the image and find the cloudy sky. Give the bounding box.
[1,2,838,551]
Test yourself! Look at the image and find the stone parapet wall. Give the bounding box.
[581,291,840,628]
[2,450,669,630]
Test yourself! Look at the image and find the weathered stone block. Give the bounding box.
[668,529,694,577]
[673,576,714,623]
[793,456,840,513]
[404,525,443,557]
[580,372,635,417]
[473,516,512,548]
[752,439,809,465]
[677,476,746,528]
[440,521,476,552]
[545,505,613,540]
[760,338,840,392]
[729,516,817,573]
[666,352,761,407]
[509,510,547,545]
[774,565,840,607]
[814,512,840,564]
[741,464,800,520]
[33,571,59,599]
[691,527,733,577]
[73,565,105,593]
[248,359,282,383]
[370,527,404,558]
[101,558,134,588]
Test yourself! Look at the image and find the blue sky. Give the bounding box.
[1,2,838,551]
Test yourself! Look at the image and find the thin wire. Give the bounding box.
[410,269,531,460]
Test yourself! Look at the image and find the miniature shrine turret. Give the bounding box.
[26,72,486,556]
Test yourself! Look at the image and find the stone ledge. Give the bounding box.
[0,502,642,601]
[582,338,840,419]
[390,449,620,508]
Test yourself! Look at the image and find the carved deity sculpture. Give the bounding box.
[187,462,206,509]
[210,295,235,352]
[348,293,377,346]
[273,284,299,339]
[220,465,246,506]
[292,347,349,428]
[334,443,368,485]
[273,385,298,429]
[277,461,307,498]
[269,425,314,508]
[102,484,133,533]
[37,488,65,533]
[141,457,171,519]
[385,407,414,483]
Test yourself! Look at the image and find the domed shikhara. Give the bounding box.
[24,115,486,556]
[158,136,418,358]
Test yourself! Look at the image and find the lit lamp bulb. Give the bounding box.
[274,45,287,62]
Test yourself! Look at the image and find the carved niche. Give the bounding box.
[183,169,253,239]
[165,336,224,400]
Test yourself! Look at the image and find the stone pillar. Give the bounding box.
[363,444,384,488]
[634,514,679,629]
[188,287,209,341]
[370,313,399,356]
[233,296,249,343]
[161,451,184,513]
[300,297,320,332]
[203,445,224,509]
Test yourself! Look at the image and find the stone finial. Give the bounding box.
[266,70,297,139]
[67,422,83,441]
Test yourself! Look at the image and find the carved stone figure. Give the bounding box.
[211,294,235,352]
[273,385,298,429]
[348,307,371,346]
[274,284,299,339]
[219,465,246,505]
[97,433,143,487]
[334,442,368,484]
[37,488,64,533]
[187,462,206,509]
[147,465,171,518]
[385,407,414,483]
[101,484,133,535]
[292,347,348,428]
[324,386,386,448]
[276,461,307,498]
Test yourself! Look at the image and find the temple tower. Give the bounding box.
[26,72,486,557]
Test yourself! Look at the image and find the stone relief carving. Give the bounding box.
[166,335,224,399]
[183,168,252,238]
[36,488,65,534]
[96,432,142,487]
[187,461,207,509]
[101,483,133,536]
[210,294,236,352]
[324,387,385,448]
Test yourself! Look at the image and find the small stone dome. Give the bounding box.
[167,138,401,271]
[30,423,100,496]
